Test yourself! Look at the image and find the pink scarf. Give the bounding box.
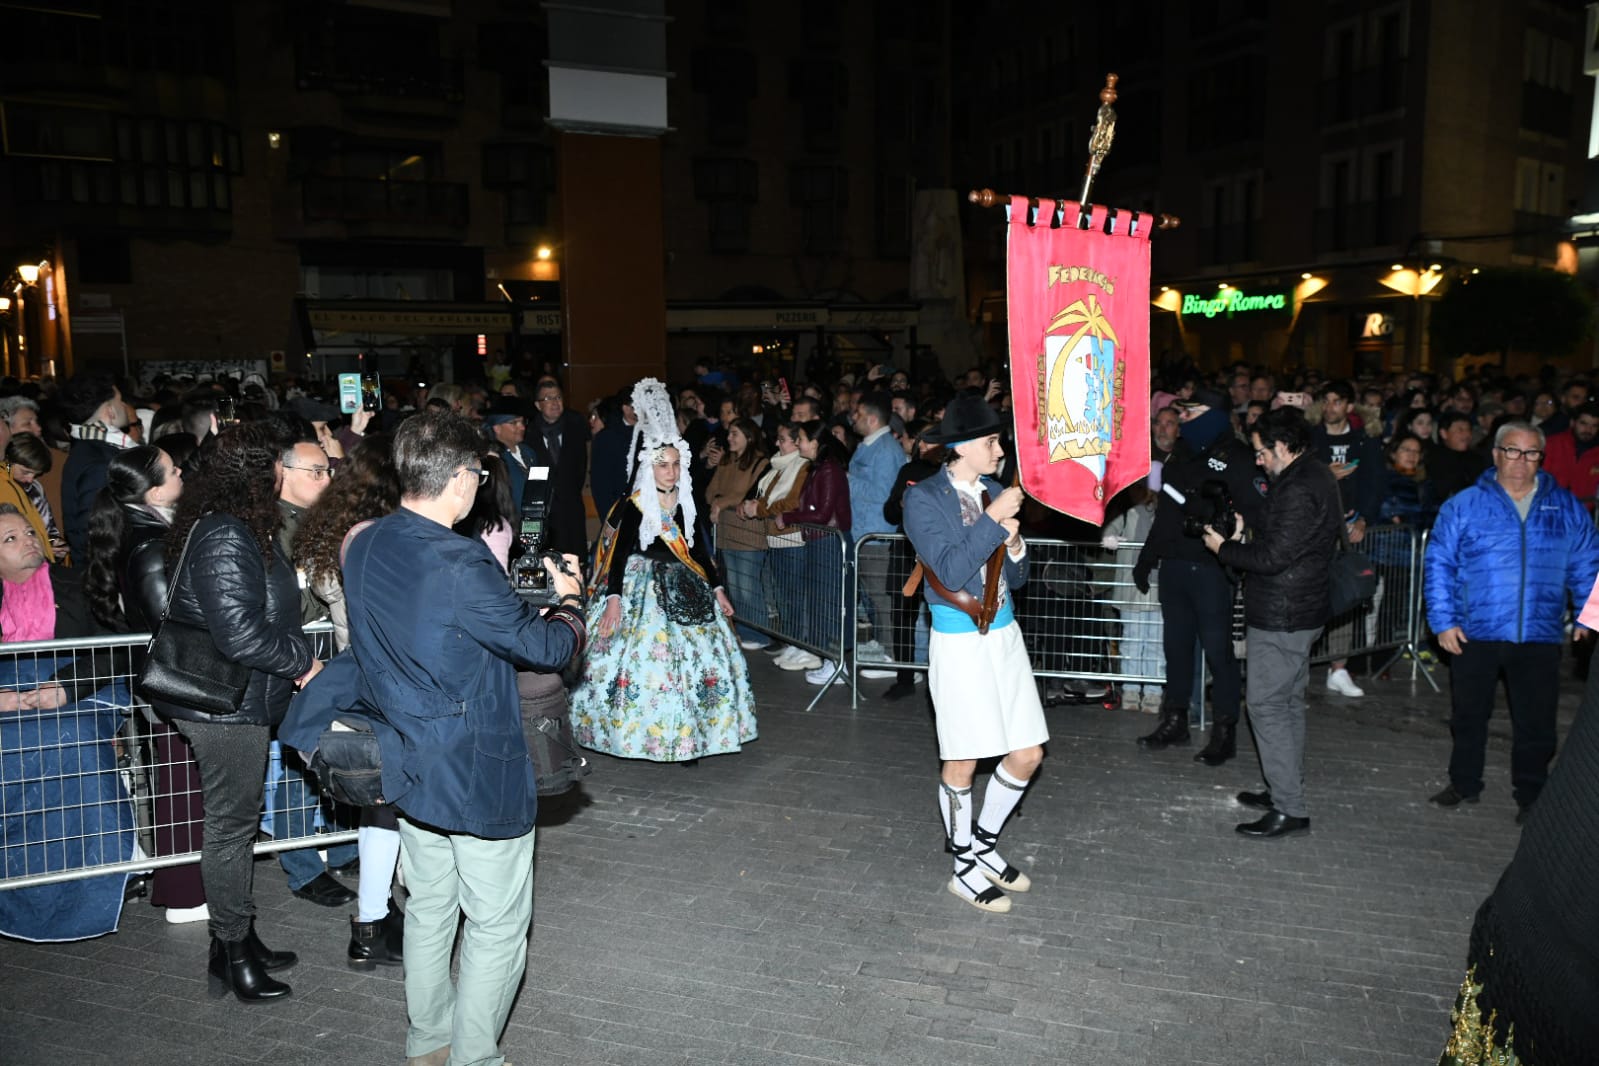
[0,565,55,643]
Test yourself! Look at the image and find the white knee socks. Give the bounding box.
[974,765,1031,876]
[938,782,990,898]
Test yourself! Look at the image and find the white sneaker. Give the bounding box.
[779,650,822,671]
[165,903,209,925]
[1120,686,1142,711]
[914,672,926,684]
[805,661,847,685]
[1326,668,1365,698]
[1139,690,1163,714]
[859,667,897,680]
[739,638,770,651]
[857,639,890,663]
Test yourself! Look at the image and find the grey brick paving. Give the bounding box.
[0,651,1558,1065]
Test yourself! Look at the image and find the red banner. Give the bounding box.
[1005,197,1152,525]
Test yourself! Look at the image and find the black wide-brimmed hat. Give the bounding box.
[925,394,1005,444]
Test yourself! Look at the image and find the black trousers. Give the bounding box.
[1447,640,1562,808]
[171,719,270,942]
[1157,560,1241,725]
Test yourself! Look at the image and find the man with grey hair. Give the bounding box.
[0,396,42,438]
[1424,420,1599,824]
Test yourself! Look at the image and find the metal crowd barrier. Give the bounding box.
[846,527,1438,709]
[1308,525,1437,688]
[717,518,850,711]
[0,621,356,896]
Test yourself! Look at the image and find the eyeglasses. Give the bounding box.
[458,467,490,485]
[1494,446,1544,462]
[283,463,330,480]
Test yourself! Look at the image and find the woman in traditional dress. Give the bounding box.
[570,379,756,764]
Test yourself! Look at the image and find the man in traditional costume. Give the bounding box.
[903,395,1046,914]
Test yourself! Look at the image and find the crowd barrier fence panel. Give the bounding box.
[850,527,1436,710]
[1,621,357,893]
[718,521,850,711]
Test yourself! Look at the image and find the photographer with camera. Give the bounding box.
[1131,389,1266,764]
[1202,407,1341,838]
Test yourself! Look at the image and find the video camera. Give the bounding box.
[508,494,580,606]
[1180,479,1237,540]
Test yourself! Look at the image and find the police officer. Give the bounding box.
[1131,388,1266,764]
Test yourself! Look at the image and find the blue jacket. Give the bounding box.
[1424,468,1599,644]
[496,442,542,515]
[316,508,583,838]
[848,429,905,539]
[903,469,1027,627]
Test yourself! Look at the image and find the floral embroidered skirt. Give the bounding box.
[570,555,757,762]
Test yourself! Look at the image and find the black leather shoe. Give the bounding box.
[348,907,404,970]
[1235,811,1310,838]
[883,679,918,701]
[1194,722,1236,766]
[209,935,292,1003]
[1428,784,1479,808]
[1236,789,1273,811]
[244,922,297,972]
[1136,707,1191,750]
[291,872,357,907]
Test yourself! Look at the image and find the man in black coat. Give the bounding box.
[525,380,591,557]
[1132,389,1267,764]
[1203,407,1341,838]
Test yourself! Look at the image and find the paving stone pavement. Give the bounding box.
[1,651,1569,1066]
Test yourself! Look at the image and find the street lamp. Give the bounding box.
[16,264,38,286]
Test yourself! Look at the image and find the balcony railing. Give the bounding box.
[1312,198,1403,253]
[301,176,468,228]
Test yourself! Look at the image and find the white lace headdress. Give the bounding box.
[628,377,696,551]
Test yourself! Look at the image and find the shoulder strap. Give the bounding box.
[157,521,204,623]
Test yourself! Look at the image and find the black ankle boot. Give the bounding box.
[1136,706,1191,750]
[348,906,404,970]
[244,921,298,972]
[1194,721,1237,766]
[209,935,292,1002]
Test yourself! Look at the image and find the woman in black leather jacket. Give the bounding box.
[84,446,203,923]
[151,424,320,1004]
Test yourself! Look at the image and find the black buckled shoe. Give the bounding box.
[209,935,292,1003]
[1194,721,1237,766]
[348,905,405,970]
[1136,707,1191,750]
[291,872,358,907]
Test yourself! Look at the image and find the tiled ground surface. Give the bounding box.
[1,651,1559,1065]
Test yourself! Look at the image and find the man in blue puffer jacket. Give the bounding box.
[1424,420,1599,823]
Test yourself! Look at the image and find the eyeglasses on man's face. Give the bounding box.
[458,466,490,485]
[283,463,331,480]
[1494,446,1544,462]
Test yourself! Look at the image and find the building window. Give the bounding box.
[1522,27,1575,137]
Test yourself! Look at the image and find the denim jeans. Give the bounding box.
[276,752,358,890]
[720,547,769,645]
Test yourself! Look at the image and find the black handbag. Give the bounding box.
[308,715,386,807]
[1329,521,1378,618]
[136,525,250,715]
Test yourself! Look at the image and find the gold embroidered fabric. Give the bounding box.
[1440,966,1525,1066]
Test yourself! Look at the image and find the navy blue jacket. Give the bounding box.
[320,508,584,838]
[1425,468,1599,644]
[903,469,1026,613]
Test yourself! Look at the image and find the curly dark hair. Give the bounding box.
[167,421,284,566]
[293,434,400,588]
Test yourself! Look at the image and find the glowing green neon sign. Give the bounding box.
[1181,290,1292,318]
